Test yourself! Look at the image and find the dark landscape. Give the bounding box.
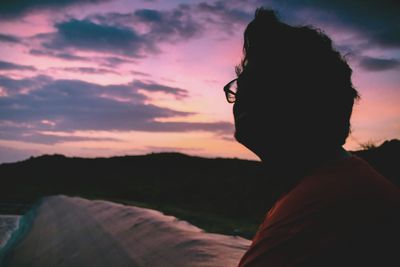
[1,139,399,239]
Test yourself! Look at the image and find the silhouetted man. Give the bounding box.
[223,8,400,267]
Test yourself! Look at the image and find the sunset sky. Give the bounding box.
[0,0,399,163]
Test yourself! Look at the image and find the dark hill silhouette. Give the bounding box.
[0,140,399,238]
[352,139,400,183]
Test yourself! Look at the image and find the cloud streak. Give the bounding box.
[0,33,21,43]
[0,75,51,96]
[131,80,188,99]
[358,56,400,72]
[196,1,252,32]
[133,7,203,41]
[0,123,121,144]
[0,60,36,71]
[0,0,111,19]
[29,49,89,61]
[61,67,120,75]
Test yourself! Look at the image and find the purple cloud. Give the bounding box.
[99,56,136,67]
[137,121,233,133]
[358,56,400,72]
[0,124,121,145]
[131,80,188,99]
[61,67,120,75]
[0,0,111,20]
[38,6,203,58]
[29,49,89,61]
[0,60,36,71]
[42,19,148,57]
[0,75,233,144]
[0,75,51,96]
[0,33,21,43]
[262,0,400,49]
[197,1,252,30]
[133,7,203,40]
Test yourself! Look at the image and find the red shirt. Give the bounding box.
[238,156,400,267]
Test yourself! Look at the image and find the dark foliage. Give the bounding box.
[0,140,398,237]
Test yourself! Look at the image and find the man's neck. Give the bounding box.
[261,146,350,168]
[260,146,351,197]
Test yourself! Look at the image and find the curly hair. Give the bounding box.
[236,8,360,148]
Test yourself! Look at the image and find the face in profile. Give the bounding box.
[226,75,272,159]
[226,70,290,161]
[234,104,264,158]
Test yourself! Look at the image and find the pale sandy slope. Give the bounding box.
[1,195,250,267]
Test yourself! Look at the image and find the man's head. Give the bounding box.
[226,8,359,161]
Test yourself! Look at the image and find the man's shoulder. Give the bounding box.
[292,155,397,202]
[271,156,399,222]
[241,156,400,267]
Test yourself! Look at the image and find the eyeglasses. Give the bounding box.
[223,78,238,103]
